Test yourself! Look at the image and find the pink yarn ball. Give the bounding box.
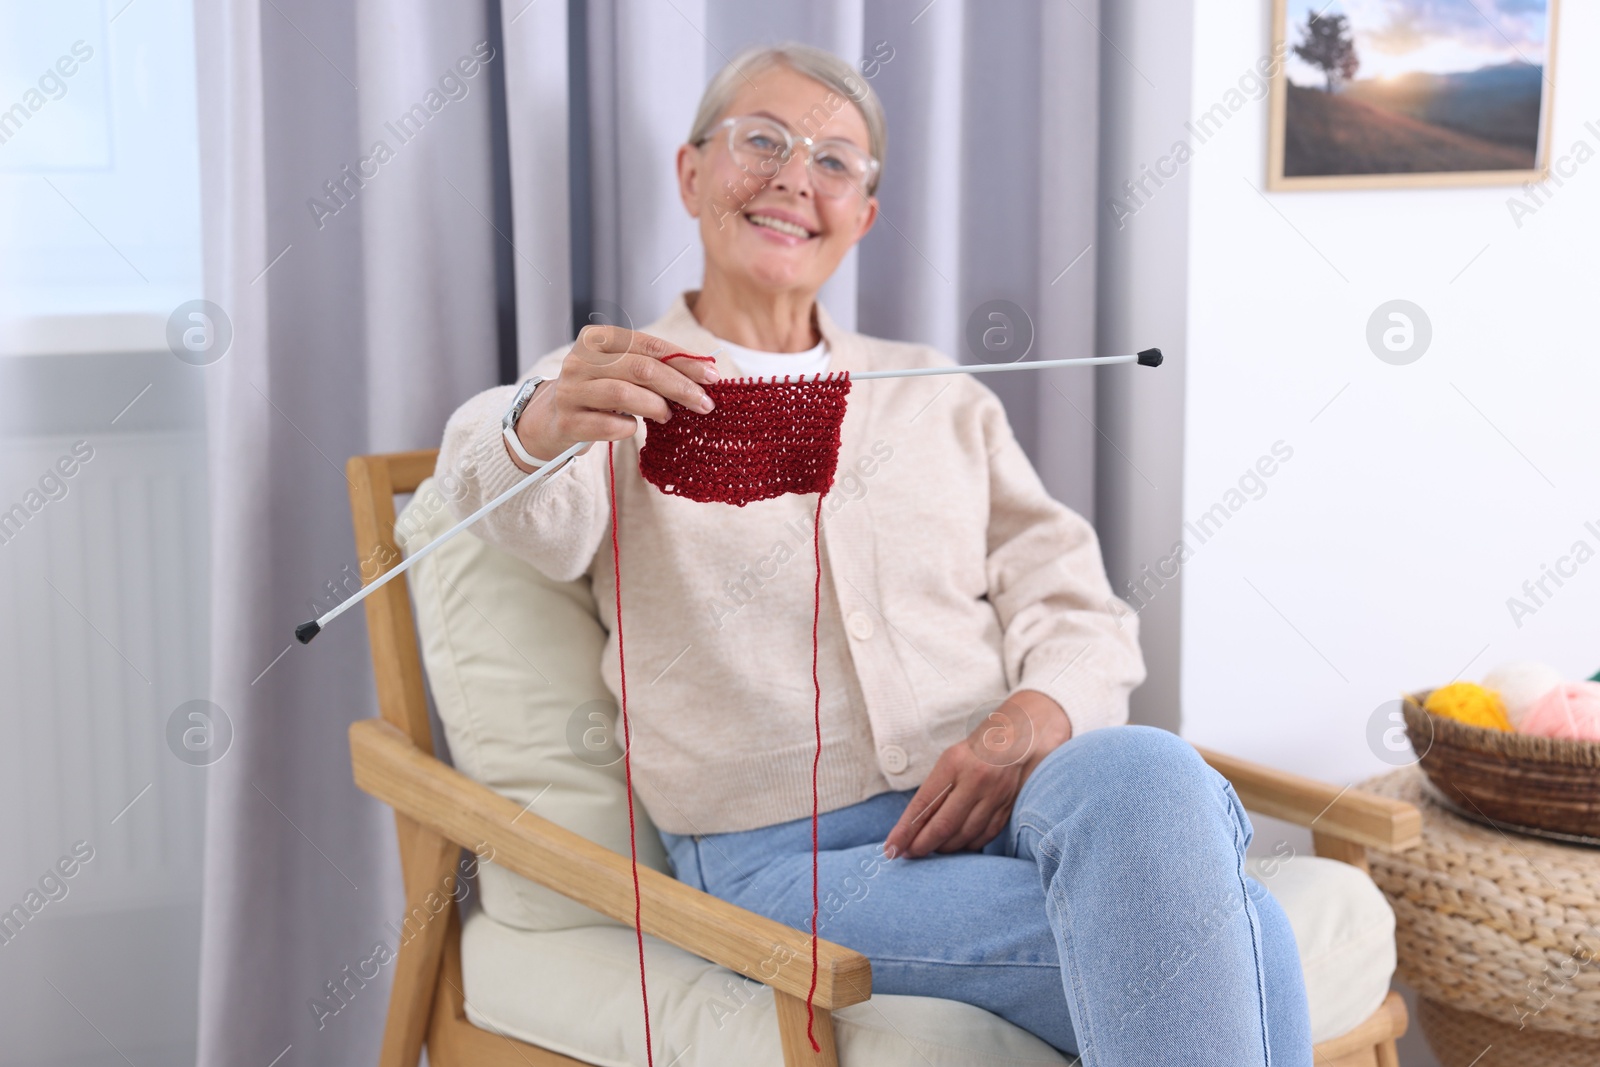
[1519,681,1600,742]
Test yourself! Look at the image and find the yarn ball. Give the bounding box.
[1482,661,1566,729]
[1424,682,1513,731]
[1519,682,1600,742]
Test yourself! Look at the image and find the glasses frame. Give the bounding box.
[697,115,880,199]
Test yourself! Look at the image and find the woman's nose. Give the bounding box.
[770,151,814,198]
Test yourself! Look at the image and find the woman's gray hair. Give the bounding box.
[688,43,887,194]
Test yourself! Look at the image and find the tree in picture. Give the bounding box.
[1293,12,1359,93]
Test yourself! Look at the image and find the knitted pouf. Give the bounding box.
[1359,770,1600,1046]
[1417,996,1599,1067]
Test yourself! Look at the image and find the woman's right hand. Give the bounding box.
[509,325,719,470]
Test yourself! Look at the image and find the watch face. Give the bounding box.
[507,377,541,426]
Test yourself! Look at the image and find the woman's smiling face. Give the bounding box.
[677,63,878,297]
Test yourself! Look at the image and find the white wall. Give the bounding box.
[1178,0,1600,792]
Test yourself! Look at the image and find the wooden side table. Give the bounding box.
[1359,769,1600,1067]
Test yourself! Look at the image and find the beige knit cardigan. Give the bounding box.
[435,293,1146,835]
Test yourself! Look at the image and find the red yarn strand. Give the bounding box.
[806,492,824,1051]
[618,364,852,1058]
[608,442,654,1067]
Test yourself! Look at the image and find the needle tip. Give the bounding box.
[1137,347,1163,367]
[295,620,321,644]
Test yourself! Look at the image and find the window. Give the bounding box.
[0,0,201,355]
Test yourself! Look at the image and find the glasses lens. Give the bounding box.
[728,118,787,177]
[723,116,875,196]
[809,142,872,195]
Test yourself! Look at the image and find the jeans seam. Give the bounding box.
[1014,818,1049,859]
[1227,787,1272,1066]
[871,954,1061,969]
[689,836,707,892]
[1036,834,1103,1067]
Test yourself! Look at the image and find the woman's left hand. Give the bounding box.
[883,690,1072,859]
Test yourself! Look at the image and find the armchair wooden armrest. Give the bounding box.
[350,718,873,1012]
[1194,745,1422,871]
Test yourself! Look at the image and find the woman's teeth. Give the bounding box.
[746,214,812,239]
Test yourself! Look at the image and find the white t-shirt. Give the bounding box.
[715,336,830,381]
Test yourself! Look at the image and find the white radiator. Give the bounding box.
[0,425,209,1065]
[0,429,208,906]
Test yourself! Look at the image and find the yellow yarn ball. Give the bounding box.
[1424,682,1512,731]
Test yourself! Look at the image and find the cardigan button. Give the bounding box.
[880,744,908,774]
[847,611,875,640]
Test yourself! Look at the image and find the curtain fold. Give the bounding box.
[195,1,501,1063]
[1033,1,1103,516]
[501,0,574,370]
[583,0,713,329]
[356,0,502,451]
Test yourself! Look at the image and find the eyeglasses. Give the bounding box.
[696,115,879,199]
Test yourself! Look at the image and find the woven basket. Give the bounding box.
[1418,997,1599,1067]
[1361,771,1600,1040]
[1402,688,1600,839]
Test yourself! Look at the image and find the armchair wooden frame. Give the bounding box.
[345,448,1422,1067]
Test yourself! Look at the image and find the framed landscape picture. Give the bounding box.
[1267,0,1561,190]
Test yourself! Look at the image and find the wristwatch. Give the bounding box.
[501,375,558,469]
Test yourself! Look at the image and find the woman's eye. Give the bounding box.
[815,153,849,174]
[746,134,781,152]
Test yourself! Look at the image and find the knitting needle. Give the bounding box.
[855,347,1161,380]
[744,347,1162,383]
[294,347,1161,644]
[294,440,586,644]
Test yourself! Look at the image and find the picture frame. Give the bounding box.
[1267,0,1562,190]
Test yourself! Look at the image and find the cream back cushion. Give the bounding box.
[398,477,668,932]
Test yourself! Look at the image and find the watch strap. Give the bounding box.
[502,375,558,469]
[503,421,554,469]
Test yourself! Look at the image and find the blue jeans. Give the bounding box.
[658,725,1312,1065]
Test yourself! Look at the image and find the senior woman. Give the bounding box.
[437,43,1311,1066]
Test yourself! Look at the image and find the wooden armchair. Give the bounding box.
[343,449,1421,1067]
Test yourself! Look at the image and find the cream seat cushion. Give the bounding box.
[398,479,1396,1065]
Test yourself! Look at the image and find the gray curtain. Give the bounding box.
[193,0,505,1063]
[193,1,1105,1063]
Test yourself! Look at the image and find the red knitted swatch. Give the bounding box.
[612,356,850,1058]
[638,371,853,505]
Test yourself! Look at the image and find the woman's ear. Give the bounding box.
[676,143,702,219]
[852,196,879,244]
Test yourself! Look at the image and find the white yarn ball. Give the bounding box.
[1482,661,1565,728]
